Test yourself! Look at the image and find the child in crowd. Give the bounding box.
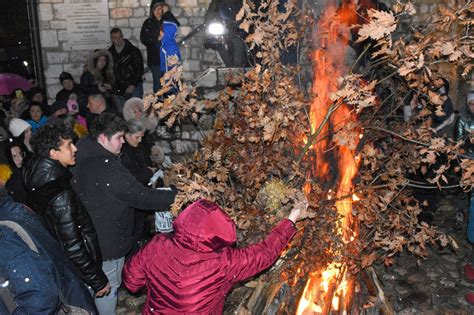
[123,198,306,314]
[26,102,48,133]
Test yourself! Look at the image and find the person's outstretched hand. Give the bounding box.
[95,283,111,297]
[288,193,308,224]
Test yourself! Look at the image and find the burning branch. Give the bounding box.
[146,0,473,313]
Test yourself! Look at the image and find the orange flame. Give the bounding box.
[297,0,362,313]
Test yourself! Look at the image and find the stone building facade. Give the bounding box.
[35,0,471,164]
[37,0,225,100]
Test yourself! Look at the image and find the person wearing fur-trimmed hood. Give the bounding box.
[122,97,158,132]
[80,49,116,98]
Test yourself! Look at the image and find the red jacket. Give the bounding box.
[123,199,296,314]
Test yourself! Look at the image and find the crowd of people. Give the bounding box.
[403,79,474,304]
[0,112,305,314]
[0,1,307,314]
[1,0,472,312]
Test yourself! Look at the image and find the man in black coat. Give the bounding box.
[23,124,111,297]
[71,113,177,314]
[55,71,82,102]
[109,28,144,99]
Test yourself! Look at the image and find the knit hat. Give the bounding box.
[59,72,74,83]
[50,100,68,115]
[150,144,165,165]
[467,91,474,104]
[9,118,31,137]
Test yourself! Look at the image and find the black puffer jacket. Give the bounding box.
[71,137,177,260]
[140,10,162,67]
[23,156,108,292]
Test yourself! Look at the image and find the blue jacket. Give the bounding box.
[0,195,97,314]
[27,116,48,134]
[159,20,181,73]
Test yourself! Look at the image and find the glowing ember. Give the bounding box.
[297,0,363,313]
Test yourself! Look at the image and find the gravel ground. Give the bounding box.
[116,194,474,314]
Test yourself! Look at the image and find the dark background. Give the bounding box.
[0,0,34,79]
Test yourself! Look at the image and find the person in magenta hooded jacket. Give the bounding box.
[123,198,304,314]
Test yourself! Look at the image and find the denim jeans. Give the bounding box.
[94,257,125,315]
[468,193,474,243]
[131,82,144,99]
[150,65,163,93]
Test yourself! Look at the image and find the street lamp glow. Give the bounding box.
[207,22,225,36]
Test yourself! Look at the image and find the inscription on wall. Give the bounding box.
[65,0,110,50]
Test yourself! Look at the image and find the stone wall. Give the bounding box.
[37,0,225,101]
[410,0,472,107]
[153,118,212,167]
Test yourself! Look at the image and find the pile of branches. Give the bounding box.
[148,0,474,282]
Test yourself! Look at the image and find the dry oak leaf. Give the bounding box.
[361,251,377,268]
[440,42,455,55]
[356,9,397,43]
[398,60,416,76]
[362,144,377,157]
[429,137,446,150]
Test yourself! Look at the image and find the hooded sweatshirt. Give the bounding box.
[123,199,296,314]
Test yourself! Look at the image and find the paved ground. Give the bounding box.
[116,194,474,314]
[381,195,474,314]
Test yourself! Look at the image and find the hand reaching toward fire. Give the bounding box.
[288,193,309,223]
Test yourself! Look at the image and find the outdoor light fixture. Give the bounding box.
[23,61,28,67]
[207,22,226,36]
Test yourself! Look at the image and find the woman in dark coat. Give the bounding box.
[121,118,153,255]
[80,49,115,96]
[80,49,118,113]
[4,139,28,204]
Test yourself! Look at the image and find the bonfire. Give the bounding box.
[147,0,474,313]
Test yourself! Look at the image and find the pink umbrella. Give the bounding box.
[0,73,32,95]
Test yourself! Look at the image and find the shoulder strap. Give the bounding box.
[0,219,39,314]
[0,221,38,253]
